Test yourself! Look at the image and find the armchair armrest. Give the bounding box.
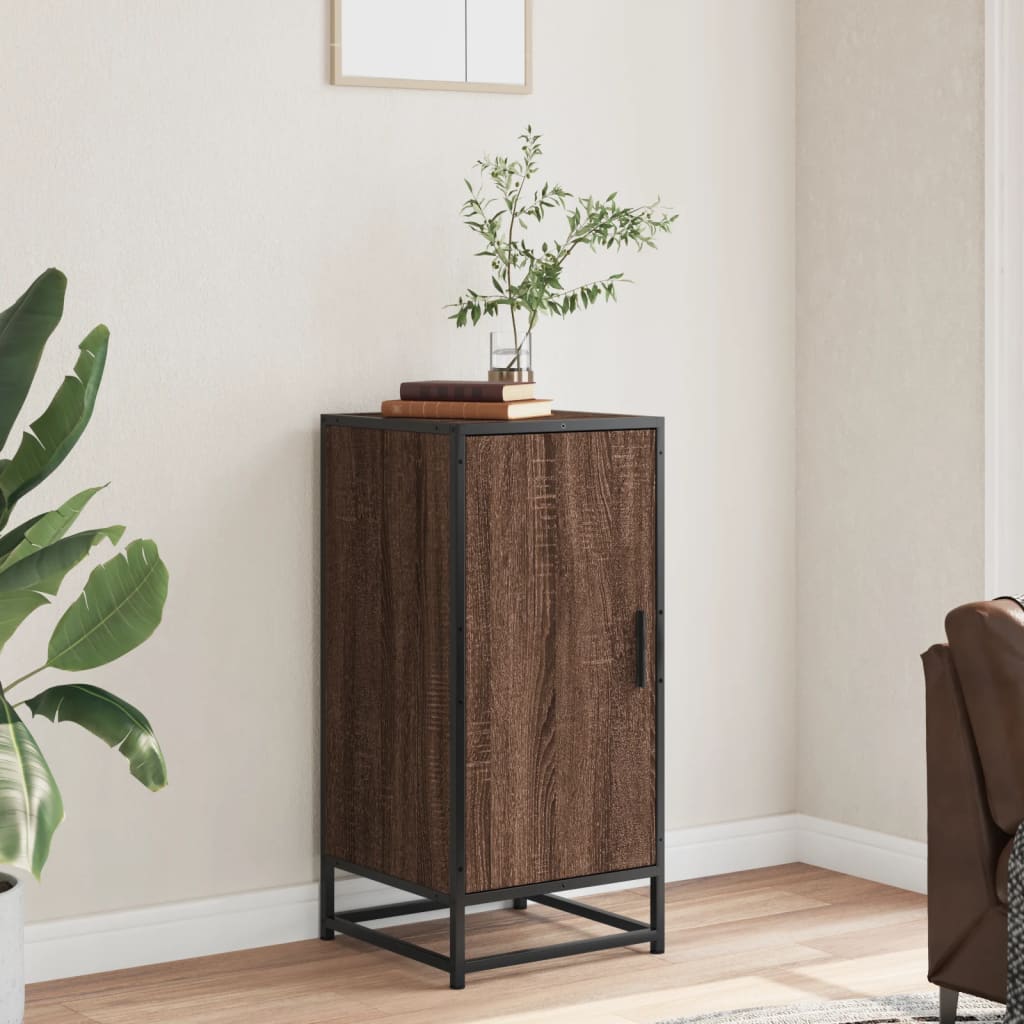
[924,642,1006,988]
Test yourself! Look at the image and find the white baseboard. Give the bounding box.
[24,813,925,984]
[796,814,927,895]
[666,813,799,879]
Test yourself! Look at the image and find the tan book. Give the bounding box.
[381,399,553,420]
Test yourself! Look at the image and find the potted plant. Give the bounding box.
[0,269,169,1024]
[448,126,676,381]
[0,872,22,1024]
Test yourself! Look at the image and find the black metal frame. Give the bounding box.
[319,412,666,988]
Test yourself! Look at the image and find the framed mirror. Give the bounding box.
[331,0,531,93]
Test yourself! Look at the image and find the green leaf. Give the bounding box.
[0,692,64,877]
[48,539,168,671]
[0,526,124,596]
[0,486,105,573]
[0,325,109,515]
[27,684,167,792]
[0,512,48,563]
[0,590,49,653]
[0,269,67,454]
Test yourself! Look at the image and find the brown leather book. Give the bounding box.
[381,399,553,420]
[399,380,536,402]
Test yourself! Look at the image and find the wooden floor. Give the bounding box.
[26,864,930,1024]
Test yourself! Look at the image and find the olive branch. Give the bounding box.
[448,126,677,370]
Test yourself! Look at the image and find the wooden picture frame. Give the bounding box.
[330,0,532,94]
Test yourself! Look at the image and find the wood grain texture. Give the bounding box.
[464,429,657,892]
[27,867,930,1024]
[322,426,450,892]
[22,1007,94,1024]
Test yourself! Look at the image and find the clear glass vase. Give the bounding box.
[488,331,534,383]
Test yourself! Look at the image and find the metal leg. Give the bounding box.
[939,988,959,1024]
[650,873,665,954]
[450,895,466,989]
[319,856,335,941]
[512,897,528,910]
[320,865,661,982]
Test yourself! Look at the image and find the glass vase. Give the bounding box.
[488,331,534,383]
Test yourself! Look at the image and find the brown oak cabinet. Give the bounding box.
[320,411,664,988]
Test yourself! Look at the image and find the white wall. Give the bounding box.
[795,0,985,841]
[0,0,796,923]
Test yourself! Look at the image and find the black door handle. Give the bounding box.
[635,610,646,688]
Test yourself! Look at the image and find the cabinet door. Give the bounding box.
[464,429,657,892]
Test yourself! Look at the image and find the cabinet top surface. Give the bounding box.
[321,411,663,435]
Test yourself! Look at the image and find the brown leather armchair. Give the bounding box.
[923,598,1024,1022]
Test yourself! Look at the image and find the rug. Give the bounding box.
[1009,821,1024,1024]
[656,994,1005,1024]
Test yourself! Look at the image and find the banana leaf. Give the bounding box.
[0,511,46,563]
[0,692,64,877]
[0,325,108,520]
[0,269,67,453]
[27,684,167,791]
[0,526,124,596]
[0,486,105,573]
[0,590,49,652]
[48,539,168,671]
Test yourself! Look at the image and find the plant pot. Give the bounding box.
[488,331,534,383]
[0,874,23,1024]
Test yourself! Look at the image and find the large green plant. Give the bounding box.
[448,127,676,369]
[0,269,168,878]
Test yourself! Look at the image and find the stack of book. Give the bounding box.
[381,380,553,420]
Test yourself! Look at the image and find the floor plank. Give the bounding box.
[22,1007,94,1024]
[27,865,931,1024]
